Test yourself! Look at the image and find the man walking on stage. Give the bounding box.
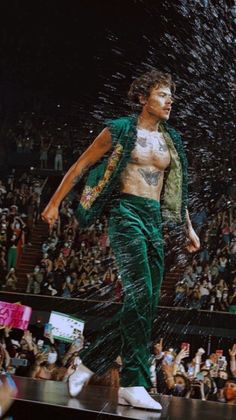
[42,69,200,411]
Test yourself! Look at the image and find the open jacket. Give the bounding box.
[76,115,188,228]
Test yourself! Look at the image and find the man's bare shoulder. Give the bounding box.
[83,127,112,160]
[95,127,112,147]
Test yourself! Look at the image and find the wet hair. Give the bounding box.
[128,69,175,106]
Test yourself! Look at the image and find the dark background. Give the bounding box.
[0,0,235,206]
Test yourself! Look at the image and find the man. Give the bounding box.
[42,69,200,411]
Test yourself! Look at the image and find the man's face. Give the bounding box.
[140,85,173,121]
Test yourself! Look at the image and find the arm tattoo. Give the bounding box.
[72,165,89,186]
[72,175,83,186]
[138,168,162,186]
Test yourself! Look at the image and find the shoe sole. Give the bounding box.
[118,396,162,411]
[118,397,130,406]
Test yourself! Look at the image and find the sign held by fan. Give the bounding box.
[0,301,32,330]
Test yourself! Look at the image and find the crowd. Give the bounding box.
[149,338,236,404]
[24,195,121,302]
[4,110,83,172]
[0,170,45,292]
[0,165,121,302]
[0,323,235,406]
[174,195,236,313]
[0,321,113,385]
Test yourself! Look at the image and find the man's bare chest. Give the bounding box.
[130,128,171,169]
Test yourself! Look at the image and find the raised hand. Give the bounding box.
[35,351,49,366]
[4,326,12,337]
[154,338,163,356]
[229,344,236,358]
[175,348,189,363]
[23,330,33,345]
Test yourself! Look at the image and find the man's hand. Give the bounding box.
[41,203,59,228]
[186,226,200,253]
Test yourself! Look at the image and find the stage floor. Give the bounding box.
[5,375,236,420]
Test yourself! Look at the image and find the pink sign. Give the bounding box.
[0,301,32,330]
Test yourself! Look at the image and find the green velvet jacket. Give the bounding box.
[76,115,188,228]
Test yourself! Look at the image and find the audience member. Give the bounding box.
[174,196,236,312]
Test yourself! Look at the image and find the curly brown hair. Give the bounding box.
[128,69,175,105]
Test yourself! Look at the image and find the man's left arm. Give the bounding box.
[185,209,201,253]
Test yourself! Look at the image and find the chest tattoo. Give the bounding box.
[136,135,168,153]
[137,136,147,147]
[138,168,162,186]
[158,141,168,152]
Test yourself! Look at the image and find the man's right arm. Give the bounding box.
[41,127,112,226]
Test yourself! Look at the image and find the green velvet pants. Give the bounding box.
[79,193,164,389]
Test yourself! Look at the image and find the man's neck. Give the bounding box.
[137,113,162,132]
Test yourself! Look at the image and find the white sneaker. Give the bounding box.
[68,363,94,397]
[118,386,162,411]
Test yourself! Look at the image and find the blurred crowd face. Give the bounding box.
[175,375,186,386]
[47,350,58,365]
[209,353,218,364]
[223,381,236,403]
[174,374,188,395]
[218,370,228,380]
[20,338,29,351]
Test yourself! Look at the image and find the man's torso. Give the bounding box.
[120,127,171,201]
